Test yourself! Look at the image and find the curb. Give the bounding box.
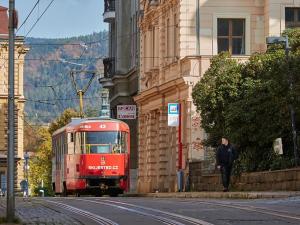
[124,191,300,199]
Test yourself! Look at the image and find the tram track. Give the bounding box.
[129,198,300,223]
[74,198,214,225]
[191,200,300,222]
[45,199,119,225]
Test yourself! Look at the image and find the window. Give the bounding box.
[174,13,178,60]
[217,19,245,55]
[80,131,129,154]
[286,7,300,28]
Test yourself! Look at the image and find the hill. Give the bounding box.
[24,31,108,124]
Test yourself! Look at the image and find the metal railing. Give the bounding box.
[104,0,115,12]
[103,57,115,78]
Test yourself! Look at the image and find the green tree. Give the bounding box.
[48,108,80,134]
[28,128,53,196]
[192,29,300,171]
[192,52,242,147]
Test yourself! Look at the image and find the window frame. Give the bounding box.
[285,7,300,28]
[213,13,250,55]
[217,18,245,55]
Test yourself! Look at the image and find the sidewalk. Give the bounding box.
[0,198,83,225]
[125,191,300,199]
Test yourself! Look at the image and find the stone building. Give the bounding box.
[135,0,300,193]
[99,0,140,192]
[0,6,28,191]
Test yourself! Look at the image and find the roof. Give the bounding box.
[0,6,8,36]
[52,117,129,137]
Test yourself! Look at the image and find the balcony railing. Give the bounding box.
[99,57,115,88]
[104,0,115,12]
[103,0,115,23]
[103,57,115,78]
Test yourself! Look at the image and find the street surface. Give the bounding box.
[22,196,300,225]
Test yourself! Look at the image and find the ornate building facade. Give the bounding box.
[0,6,28,191]
[135,0,298,193]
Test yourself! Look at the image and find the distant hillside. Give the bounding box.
[24,31,108,124]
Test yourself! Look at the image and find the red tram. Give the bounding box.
[52,118,130,196]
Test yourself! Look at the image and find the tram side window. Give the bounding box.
[70,133,74,143]
[118,132,128,154]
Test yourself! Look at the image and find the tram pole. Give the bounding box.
[7,0,16,222]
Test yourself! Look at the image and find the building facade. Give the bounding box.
[135,0,300,193]
[99,0,140,192]
[0,6,28,192]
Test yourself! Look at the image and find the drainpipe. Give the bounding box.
[196,0,200,55]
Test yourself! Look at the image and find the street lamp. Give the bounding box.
[266,36,300,166]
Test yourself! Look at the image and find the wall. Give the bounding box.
[189,162,300,191]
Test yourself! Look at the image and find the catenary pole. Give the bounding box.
[7,0,16,222]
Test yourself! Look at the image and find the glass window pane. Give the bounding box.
[232,19,245,36]
[232,38,245,55]
[218,19,229,36]
[298,9,300,22]
[218,38,229,53]
[286,8,294,22]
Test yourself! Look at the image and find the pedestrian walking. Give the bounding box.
[216,137,237,192]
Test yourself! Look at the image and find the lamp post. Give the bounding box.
[266,36,300,166]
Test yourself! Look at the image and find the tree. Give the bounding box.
[192,29,300,171]
[224,52,293,171]
[192,52,242,147]
[48,108,80,134]
[28,128,53,196]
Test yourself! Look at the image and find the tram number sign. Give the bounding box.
[117,105,136,120]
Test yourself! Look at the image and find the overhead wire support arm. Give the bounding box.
[69,70,97,118]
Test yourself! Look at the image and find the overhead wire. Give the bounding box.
[25,0,55,38]
[16,0,41,34]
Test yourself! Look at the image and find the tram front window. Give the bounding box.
[82,131,128,154]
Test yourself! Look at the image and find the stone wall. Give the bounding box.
[189,161,300,191]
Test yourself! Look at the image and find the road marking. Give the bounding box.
[45,199,119,225]
[76,198,214,225]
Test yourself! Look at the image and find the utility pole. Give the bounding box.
[285,37,300,166]
[7,0,16,222]
[70,71,96,118]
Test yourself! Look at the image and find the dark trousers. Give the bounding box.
[221,165,232,189]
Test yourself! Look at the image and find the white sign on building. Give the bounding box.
[117,105,136,120]
[168,103,179,127]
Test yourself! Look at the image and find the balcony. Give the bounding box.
[103,0,115,23]
[99,57,115,88]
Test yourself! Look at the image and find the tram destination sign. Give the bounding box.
[117,105,136,120]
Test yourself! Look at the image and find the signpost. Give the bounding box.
[168,103,179,127]
[117,105,136,120]
[168,103,183,191]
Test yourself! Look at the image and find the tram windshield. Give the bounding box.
[81,131,128,154]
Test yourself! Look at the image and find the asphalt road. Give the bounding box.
[36,196,300,225]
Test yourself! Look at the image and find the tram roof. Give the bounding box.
[52,117,129,137]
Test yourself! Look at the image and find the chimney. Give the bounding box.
[0,6,8,36]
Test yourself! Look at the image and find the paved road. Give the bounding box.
[31,196,300,225]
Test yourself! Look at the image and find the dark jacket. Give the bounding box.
[216,144,237,167]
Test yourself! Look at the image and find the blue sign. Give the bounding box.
[168,103,179,115]
[168,103,180,127]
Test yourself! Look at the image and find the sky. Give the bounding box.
[1,0,108,38]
